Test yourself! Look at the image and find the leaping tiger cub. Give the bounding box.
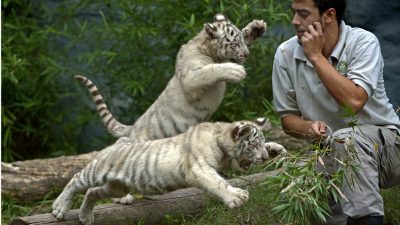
[52,118,278,225]
[76,13,267,141]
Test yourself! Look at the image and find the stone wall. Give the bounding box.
[345,0,400,109]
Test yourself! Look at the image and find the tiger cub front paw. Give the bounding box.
[218,63,246,83]
[224,186,249,208]
[52,194,72,220]
[265,142,287,158]
[242,20,267,45]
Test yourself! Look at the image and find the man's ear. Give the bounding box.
[231,124,252,141]
[324,8,337,24]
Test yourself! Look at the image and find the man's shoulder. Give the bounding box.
[345,24,379,45]
[275,36,298,58]
[278,36,298,50]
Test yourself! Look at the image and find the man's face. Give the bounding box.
[291,0,323,43]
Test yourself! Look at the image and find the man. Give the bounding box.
[272,0,400,224]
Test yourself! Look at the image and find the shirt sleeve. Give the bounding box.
[272,46,301,118]
[346,31,383,97]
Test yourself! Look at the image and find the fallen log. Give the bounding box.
[10,171,278,225]
[1,151,98,202]
[1,126,308,202]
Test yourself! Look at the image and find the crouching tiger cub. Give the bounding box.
[75,13,267,141]
[52,118,284,225]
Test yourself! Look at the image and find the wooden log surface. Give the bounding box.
[2,151,99,202]
[1,126,307,203]
[10,171,278,225]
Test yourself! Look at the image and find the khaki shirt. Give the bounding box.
[272,21,400,133]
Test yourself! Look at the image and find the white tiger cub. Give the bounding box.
[52,118,277,225]
[75,13,267,140]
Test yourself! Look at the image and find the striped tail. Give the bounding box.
[75,75,129,137]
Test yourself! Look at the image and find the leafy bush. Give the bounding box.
[2,0,292,161]
[2,0,79,161]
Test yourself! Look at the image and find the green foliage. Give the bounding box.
[175,184,282,225]
[2,0,293,161]
[2,0,79,161]
[380,186,400,224]
[1,195,32,224]
[262,103,364,225]
[262,140,360,225]
[340,102,359,128]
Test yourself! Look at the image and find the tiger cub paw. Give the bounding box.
[218,63,246,83]
[52,194,72,220]
[265,142,287,158]
[224,186,249,208]
[242,20,267,45]
[112,194,134,205]
[79,212,94,225]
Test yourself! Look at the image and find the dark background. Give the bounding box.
[345,0,400,109]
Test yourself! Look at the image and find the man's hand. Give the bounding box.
[301,22,325,62]
[281,115,328,142]
[308,121,328,142]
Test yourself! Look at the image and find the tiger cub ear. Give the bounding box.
[204,23,222,38]
[205,23,216,37]
[254,117,272,132]
[231,124,253,141]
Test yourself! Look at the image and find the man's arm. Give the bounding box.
[272,41,328,142]
[281,114,327,141]
[302,22,368,113]
[308,52,368,113]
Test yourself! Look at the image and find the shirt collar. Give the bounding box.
[293,21,348,67]
[294,38,313,67]
[330,21,348,61]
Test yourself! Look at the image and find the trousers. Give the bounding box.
[322,125,400,225]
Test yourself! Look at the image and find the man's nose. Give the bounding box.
[291,13,301,26]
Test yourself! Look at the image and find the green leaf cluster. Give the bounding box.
[262,138,360,224]
[2,1,79,161]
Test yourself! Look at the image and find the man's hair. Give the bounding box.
[313,0,346,25]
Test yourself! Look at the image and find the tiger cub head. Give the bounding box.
[203,13,249,64]
[228,118,270,166]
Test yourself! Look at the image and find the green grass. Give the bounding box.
[381,187,400,225]
[165,183,283,225]
[2,169,400,225]
[168,181,400,225]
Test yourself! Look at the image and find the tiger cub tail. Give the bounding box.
[75,75,130,137]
